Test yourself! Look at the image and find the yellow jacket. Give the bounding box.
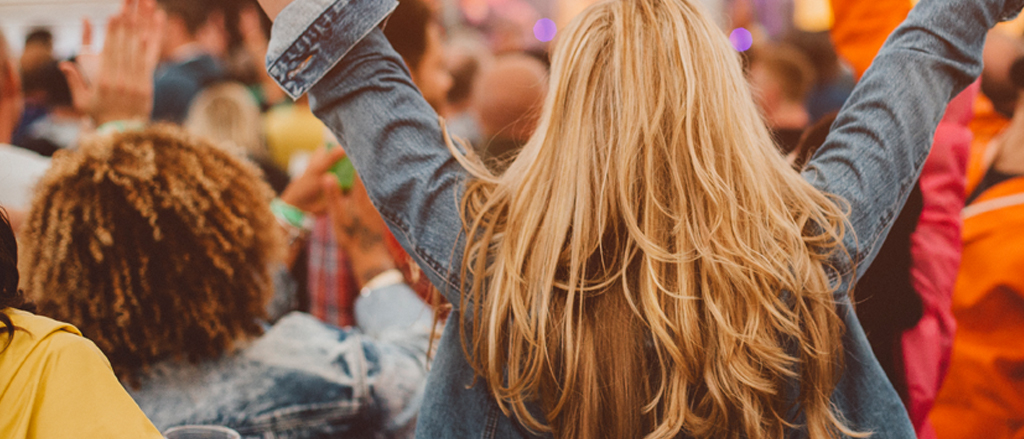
[0,309,162,438]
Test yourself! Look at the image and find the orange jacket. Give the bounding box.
[930,177,1024,439]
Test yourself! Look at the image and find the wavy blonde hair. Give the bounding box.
[450,0,857,438]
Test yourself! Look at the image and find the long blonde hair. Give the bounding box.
[450,0,858,438]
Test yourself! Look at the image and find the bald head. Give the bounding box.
[473,54,548,142]
[982,30,1024,117]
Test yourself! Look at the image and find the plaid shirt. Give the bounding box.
[307,216,439,327]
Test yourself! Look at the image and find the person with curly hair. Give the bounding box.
[1,3,164,436]
[22,124,284,383]
[20,123,432,438]
[0,205,163,438]
[21,1,432,436]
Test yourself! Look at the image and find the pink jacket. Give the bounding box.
[902,82,978,439]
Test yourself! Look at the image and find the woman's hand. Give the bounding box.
[60,0,165,127]
[280,146,348,214]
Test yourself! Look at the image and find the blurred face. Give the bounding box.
[410,23,454,113]
[748,62,782,114]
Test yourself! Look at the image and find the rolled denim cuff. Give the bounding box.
[267,0,398,100]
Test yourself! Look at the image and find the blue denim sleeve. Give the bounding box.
[803,0,1024,282]
[267,0,468,306]
[355,283,434,341]
[265,0,398,100]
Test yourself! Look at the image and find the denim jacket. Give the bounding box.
[127,285,432,439]
[265,0,1023,437]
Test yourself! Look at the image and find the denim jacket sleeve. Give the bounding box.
[803,0,1024,282]
[268,0,469,307]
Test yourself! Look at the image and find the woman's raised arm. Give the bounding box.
[804,0,1024,281]
[262,0,468,303]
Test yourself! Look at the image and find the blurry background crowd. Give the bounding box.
[1,0,1023,438]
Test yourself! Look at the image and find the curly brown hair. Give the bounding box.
[20,125,284,384]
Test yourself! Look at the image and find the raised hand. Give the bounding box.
[280,146,348,215]
[60,0,165,127]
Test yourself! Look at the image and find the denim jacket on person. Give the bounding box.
[127,285,432,439]
[264,0,1023,437]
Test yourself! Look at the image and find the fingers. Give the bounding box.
[142,3,166,73]
[58,61,91,113]
[87,0,160,125]
[125,5,144,83]
[100,14,123,81]
[308,146,348,173]
[82,18,94,49]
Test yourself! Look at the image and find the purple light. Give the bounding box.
[729,28,753,52]
[534,18,557,42]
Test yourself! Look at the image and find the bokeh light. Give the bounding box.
[729,28,754,52]
[534,18,557,42]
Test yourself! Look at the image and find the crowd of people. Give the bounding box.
[0,0,1023,437]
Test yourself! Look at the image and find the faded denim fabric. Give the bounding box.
[128,285,432,439]
[264,0,1024,437]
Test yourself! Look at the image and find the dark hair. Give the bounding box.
[1010,56,1024,89]
[156,0,211,36]
[383,0,434,71]
[22,125,284,384]
[446,54,479,105]
[783,30,840,84]
[750,43,817,103]
[1,208,31,352]
[790,112,839,168]
[21,61,72,107]
[24,29,53,47]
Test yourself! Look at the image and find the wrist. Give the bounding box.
[279,180,317,212]
[95,119,146,135]
[350,254,397,288]
[270,198,313,246]
[359,268,404,298]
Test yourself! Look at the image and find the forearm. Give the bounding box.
[264,0,468,304]
[805,0,1023,279]
[307,30,468,299]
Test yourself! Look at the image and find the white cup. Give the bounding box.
[163,425,242,439]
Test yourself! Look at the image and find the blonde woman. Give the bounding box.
[256,0,1021,437]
